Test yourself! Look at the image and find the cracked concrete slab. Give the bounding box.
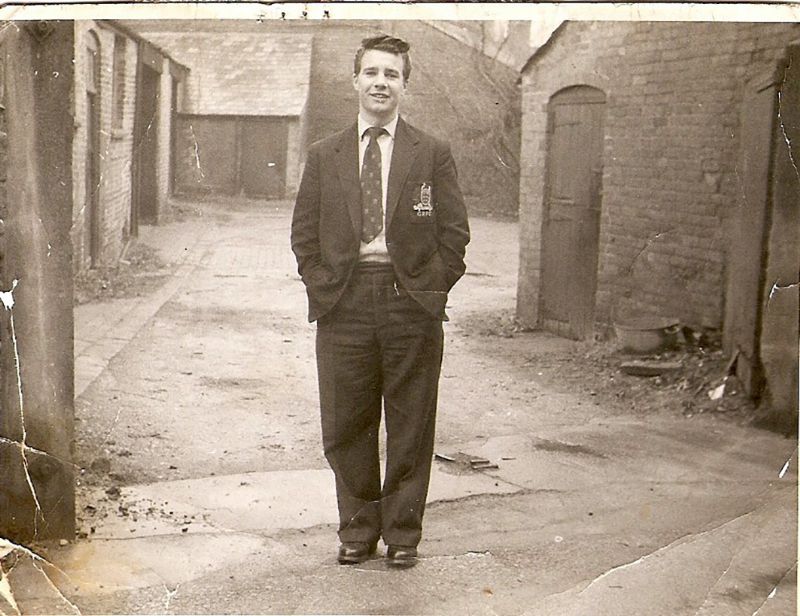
[452,416,797,494]
[82,464,522,540]
[8,532,266,599]
[10,463,521,607]
[522,485,797,616]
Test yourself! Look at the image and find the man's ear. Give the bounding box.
[352,74,359,91]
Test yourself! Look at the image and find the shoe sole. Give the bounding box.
[337,545,377,565]
[338,554,370,565]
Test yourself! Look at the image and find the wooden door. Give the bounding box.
[724,70,779,396]
[725,45,800,412]
[175,116,238,195]
[85,35,101,267]
[240,118,287,198]
[540,86,606,340]
[136,65,160,224]
[760,45,800,417]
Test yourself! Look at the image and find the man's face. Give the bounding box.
[353,49,407,124]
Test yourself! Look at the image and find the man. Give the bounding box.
[291,34,470,569]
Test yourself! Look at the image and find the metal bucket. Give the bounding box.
[613,318,680,354]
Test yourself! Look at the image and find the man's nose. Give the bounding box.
[373,72,387,86]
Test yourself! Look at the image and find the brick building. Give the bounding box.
[134,31,313,200]
[517,21,799,424]
[127,20,521,218]
[72,21,187,271]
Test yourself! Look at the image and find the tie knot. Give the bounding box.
[365,126,386,142]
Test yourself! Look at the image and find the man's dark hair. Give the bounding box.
[353,35,412,82]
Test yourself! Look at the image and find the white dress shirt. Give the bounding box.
[357,114,398,263]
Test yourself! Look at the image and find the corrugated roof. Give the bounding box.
[136,32,313,116]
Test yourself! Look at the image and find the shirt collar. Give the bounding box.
[358,114,399,141]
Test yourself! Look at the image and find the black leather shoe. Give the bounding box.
[386,545,418,568]
[337,542,377,565]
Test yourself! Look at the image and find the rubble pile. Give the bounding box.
[567,330,757,421]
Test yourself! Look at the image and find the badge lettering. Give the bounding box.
[413,183,434,217]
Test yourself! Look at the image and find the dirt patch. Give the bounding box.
[456,310,519,339]
[457,308,758,426]
[565,342,759,423]
[73,242,172,306]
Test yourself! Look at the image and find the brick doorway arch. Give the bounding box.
[540,85,606,340]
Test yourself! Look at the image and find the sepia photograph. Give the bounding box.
[0,3,797,614]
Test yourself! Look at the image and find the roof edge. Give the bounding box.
[521,21,569,75]
[100,19,190,72]
[421,20,522,71]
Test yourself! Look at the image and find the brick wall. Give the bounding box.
[143,33,313,118]
[155,66,174,220]
[517,21,800,332]
[72,22,138,270]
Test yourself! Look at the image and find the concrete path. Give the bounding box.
[7,199,796,615]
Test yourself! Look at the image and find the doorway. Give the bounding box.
[240,118,288,198]
[724,44,799,427]
[85,33,101,267]
[174,115,289,199]
[134,64,160,225]
[540,86,606,340]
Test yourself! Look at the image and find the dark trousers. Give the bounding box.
[315,264,444,548]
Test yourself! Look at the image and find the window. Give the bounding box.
[112,35,126,130]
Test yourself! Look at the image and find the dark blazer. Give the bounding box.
[291,118,470,322]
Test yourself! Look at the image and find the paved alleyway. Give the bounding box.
[9,200,797,615]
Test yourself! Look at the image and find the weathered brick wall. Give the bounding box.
[142,32,313,118]
[72,22,138,270]
[517,21,800,331]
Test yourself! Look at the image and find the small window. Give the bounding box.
[112,35,126,130]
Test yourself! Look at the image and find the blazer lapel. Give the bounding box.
[335,123,362,240]
[386,118,419,228]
